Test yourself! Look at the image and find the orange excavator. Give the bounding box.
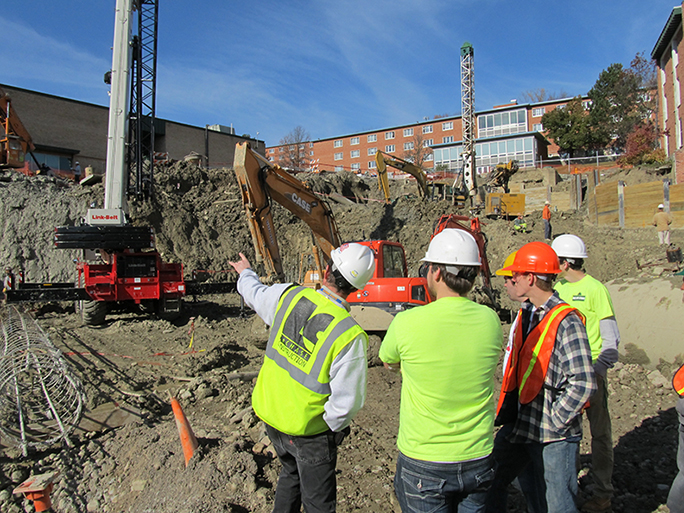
[0,86,36,169]
[233,141,431,330]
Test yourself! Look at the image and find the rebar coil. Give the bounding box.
[0,306,84,455]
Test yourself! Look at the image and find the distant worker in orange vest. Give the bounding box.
[485,242,595,513]
[652,203,673,245]
[542,201,552,240]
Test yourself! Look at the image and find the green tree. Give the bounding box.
[587,61,653,151]
[278,126,310,172]
[541,97,591,157]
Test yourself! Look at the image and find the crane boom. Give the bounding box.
[459,42,478,203]
[0,86,36,169]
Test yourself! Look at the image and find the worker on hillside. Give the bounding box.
[542,200,552,240]
[485,242,596,513]
[652,203,673,245]
[514,214,528,233]
[3,267,13,296]
[668,362,684,513]
[379,229,503,511]
[72,161,81,182]
[228,243,375,513]
[552,234,620,513]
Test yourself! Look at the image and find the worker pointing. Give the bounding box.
[380,229,503,511]
[229,243,375,513]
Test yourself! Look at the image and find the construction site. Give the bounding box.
[1,1,684,513]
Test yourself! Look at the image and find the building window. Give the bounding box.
[422,125,433,134]
[425,154,433,161]
[385,144,395,152]
[582,100,592,110]
[350,137,360,145]
[533,123,543,132]
[367,134,377,143]
[351,163,360,170]
[385,131,395,139]
[310,150,314,156]
[268,148,274,154]
[334,152,343,160]
[368,147,377,155]
[334,140,343,148]
[532,107,545,117]
[404,142,414,151]
[369,161,376,169]
[442,121,453,130]
[423,139,433,147]
[403,128,414,137]
[335,166,344,172]
[477,109,527,138]
[443,136,454,143]
[350,150,360,158]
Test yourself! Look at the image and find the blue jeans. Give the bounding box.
[485,425,579,513]
[394,451,495,513]
[668,398,684,513]
[543,219,551,240]
[266,424,347,513]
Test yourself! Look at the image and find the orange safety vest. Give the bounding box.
[674,364,684,398]
[498,303,581,413]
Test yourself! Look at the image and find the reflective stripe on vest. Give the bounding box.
[498,304,579,410]
[674,364,684,398]
[517,304,577,404]
[266,286,359,395]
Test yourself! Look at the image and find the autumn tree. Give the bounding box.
[278,126,311,172]
[540,97,592,157]
[587,58,655,151]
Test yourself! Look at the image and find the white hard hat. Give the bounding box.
[421,229,481,267]
[551,234,588,259]
[658,204,665,209]
[330,243,376,290]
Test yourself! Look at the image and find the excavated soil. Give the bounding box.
[0,163,682,513]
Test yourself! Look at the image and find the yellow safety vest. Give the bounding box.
[252,286,365,436]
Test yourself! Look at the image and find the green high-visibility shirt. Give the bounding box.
[379,296,502,462]
[554,274,615,361]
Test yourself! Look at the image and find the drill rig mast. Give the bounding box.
[458,42,478,205]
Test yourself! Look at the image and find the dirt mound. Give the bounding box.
[0,163,682,512]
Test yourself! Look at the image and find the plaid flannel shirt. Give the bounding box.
[508,292,596,444]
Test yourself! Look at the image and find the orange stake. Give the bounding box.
[170,396,199,466]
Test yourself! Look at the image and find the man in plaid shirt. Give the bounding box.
[485,242,596,513]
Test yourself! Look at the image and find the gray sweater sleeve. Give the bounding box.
[595,316,620,377]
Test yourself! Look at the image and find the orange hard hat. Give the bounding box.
[502,242,561,275]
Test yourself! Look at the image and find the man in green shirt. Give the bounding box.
[552,234,620,513]
[380,228,503,512]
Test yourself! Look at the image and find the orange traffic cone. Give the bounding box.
[170,396,199,466]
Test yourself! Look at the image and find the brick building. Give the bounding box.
[266,97,582,176]
[652,3,684,184]
[1,83,264,175]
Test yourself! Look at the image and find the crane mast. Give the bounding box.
[460,42,478,202]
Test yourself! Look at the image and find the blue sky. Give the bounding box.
[0,0,676,146]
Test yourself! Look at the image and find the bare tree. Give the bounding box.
[401,130,431,168]
[278,126,311,172]
[519,88,571,103]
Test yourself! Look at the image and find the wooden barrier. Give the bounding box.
[590,179,683,227]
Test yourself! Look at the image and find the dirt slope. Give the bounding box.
[0,164,681,512]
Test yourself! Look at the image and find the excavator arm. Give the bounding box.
[0,87,35,169]
[375,151,428,201]
[233,142,341,282]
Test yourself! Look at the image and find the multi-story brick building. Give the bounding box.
[652,2,684,183]
[266,97,584,176]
